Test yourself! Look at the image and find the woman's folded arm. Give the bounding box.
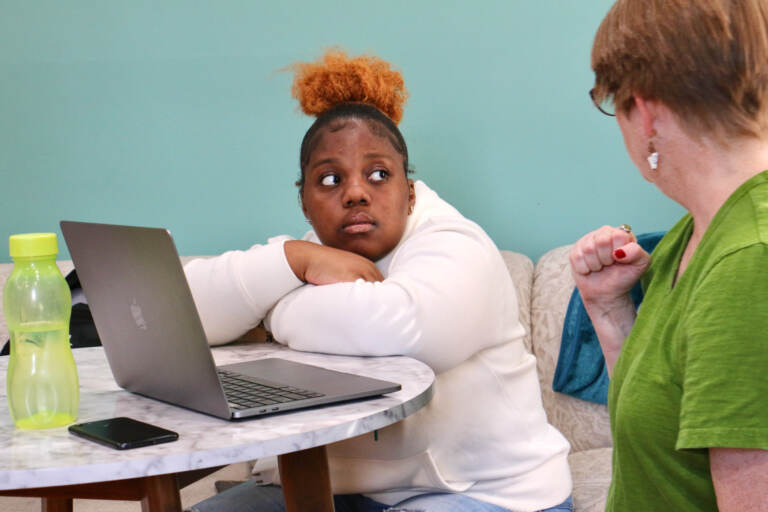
[184,238,304,345]
[267,220,524,373]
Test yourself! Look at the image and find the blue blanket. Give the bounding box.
[552,232,665,404]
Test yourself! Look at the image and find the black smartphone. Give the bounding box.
[68,417,179,450]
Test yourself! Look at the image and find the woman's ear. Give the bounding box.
[300,193,310,222]
[299,187,307,214]
[634,95,660,138]
[407,179,415,214]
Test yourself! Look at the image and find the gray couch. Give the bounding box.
[0,247,612,511]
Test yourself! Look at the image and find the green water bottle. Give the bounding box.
[3,233,79,429]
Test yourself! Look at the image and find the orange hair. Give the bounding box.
[289,49,409,124]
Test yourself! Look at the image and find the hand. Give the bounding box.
[284,240,384,285]
[569,225,651,309]
[570,225,652,372]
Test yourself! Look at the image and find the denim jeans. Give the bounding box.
[187,481,574,512]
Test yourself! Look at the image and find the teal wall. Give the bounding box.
[0,1,683,264]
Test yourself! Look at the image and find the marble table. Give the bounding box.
[0,343,435,511]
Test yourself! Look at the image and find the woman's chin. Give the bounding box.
[321,231,400,262]
[342,241,390,262]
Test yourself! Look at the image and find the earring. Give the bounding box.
[647,141,659,170]
[408,205,413,215]
[305,218,312,224]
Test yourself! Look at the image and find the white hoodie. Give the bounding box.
[184,181,571,511]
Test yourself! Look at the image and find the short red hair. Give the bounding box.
[592,0,768,139]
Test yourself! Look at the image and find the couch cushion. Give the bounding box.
[531,246,612,452]
[568,447,612,512]
[500,250,534,354]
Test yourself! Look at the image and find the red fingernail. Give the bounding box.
[614,249,626,259]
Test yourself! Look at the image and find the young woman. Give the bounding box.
[187,50,571,512]
[571,1,768,510]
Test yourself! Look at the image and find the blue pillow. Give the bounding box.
[552,232,666,404]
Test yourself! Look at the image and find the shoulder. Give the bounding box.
[695,192,768,283]
[381,182,506,280]
[401,180,498,254]
[643,215,691,289]
[410,180,464,219]
[704,171,768,262]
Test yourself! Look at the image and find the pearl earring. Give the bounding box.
[647,141,659,170]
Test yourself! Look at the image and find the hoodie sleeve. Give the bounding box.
[266,218,525,373]
[184,237,304,345]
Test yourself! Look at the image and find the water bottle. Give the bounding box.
[3,233,79,429]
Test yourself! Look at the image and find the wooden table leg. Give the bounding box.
[0,466,222,512]
[140,474,182,512]
[278,445,334,512]
[42,498,73,512]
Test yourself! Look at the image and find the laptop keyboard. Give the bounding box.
[218,369,325,411]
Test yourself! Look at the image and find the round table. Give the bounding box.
[0,344,435,511]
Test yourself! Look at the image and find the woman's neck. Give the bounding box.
[662,133,768,281]
[660,133,768,243]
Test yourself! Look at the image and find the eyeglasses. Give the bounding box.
[589,88,616,117]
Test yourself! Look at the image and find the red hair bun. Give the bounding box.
[290,49,408,124]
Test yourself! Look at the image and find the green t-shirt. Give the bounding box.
[607,171,768,511]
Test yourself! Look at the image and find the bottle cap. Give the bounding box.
[9,233,59,259]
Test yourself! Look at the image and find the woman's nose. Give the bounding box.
[342,177,371,207]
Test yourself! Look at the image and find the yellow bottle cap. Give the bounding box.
[9,233,59,258]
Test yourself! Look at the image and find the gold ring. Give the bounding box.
[618,224,632,233]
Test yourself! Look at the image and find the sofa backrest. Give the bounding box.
[530,246,612,452]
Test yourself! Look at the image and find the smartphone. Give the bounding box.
[68,417,179,450]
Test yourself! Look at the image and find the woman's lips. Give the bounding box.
[344,223,374,234]
[342,213,376,234]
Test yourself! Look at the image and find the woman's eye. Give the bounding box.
[320,174,340,186]
[370,169,389,182]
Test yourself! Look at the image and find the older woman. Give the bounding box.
[571,1,768,510]
[186,51,572,512]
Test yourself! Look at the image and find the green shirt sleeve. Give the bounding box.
[677,244,768,450]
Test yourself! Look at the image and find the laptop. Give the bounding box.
[60,220,401,420]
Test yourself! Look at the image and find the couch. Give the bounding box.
[0,247,612,512]
[502,247,612,512]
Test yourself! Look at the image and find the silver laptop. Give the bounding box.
[60,220,401,420]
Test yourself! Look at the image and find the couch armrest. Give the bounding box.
[499,250,534,354]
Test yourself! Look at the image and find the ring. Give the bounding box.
[618,224,632,234]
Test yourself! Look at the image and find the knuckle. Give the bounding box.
[595,230,612,246]
[582,243,597,257]
[598,225,615,236]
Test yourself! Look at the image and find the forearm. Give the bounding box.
[582,293,636,375]
[184,239,303,345]
[711,448,768,511]
[569,225,650,373]
[268,279,420,357]
[283,240,383,285]
[268,279,516,373]
[267,228,522,373]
